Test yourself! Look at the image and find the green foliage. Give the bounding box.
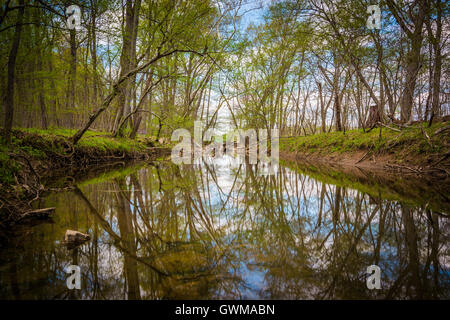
[0,145,21,185]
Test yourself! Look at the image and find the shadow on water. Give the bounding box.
[0,156,449,299]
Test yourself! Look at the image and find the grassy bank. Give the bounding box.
[0,128,170,186]
[0,128,171,226]
[280,121,449,173]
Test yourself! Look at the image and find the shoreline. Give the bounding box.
[0,129,171,229]
[280,149,449,177]
[280,156,450,214]
[1,123,449,229]
[279,122,449,178]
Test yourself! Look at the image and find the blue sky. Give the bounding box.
[238,0,272,31]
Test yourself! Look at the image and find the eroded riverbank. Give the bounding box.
[279,122,450,178]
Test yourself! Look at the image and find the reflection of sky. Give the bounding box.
[4,157,448,300]
[92,159,450,298]
[184,155,447,298]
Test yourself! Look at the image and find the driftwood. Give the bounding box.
[19,207,55,220]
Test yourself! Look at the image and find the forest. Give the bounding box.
[0,0,449,301]
[1,0,448,142]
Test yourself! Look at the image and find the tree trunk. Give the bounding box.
[334,93,342,131]
[90,0,98,111]
[67,28,77,128]
[401,32,423,123]
[37,55,48,129]
[3,0,25,144]
[113,0,141,137]
[428,0,443,126]
[386,0,427,124]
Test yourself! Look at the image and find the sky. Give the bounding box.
[238,0,269,31]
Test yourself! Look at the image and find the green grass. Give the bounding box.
[0,144,21,185]
[0,128,169,187]
[280,122,448,158]
[20,127,147,153]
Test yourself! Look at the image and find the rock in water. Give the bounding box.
[64,230,91,249]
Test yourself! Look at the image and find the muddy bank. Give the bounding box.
[279,122,450,178]
[281,156,450,214]
[280,147,449,178]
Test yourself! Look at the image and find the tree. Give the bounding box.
[386,0,428,123]
[3,0,25,144]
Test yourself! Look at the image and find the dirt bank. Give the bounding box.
[281,157,450,214]
[280,149,449,177]
[279,122,450,178]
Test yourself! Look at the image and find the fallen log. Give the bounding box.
[20,207,55,220]
[378,122,401,132]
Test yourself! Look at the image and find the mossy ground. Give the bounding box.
[280,122,449,164]
[0,128,169,187]
[21,127,149,153]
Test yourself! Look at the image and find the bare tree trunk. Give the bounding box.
[90,0,98,111]
[37,55,48,129]
[33,6,48,129]
[334,93,342,131]
[401,32,423,123]
[3,0,25,144]
[386,0,427,123]
[113,0,141,137]
[48,59,59,127]
[428,0,443,126]
[67,28,77,128]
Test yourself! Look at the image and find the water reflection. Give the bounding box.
[0,156,449,299]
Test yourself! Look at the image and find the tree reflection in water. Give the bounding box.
[0,156,448,299]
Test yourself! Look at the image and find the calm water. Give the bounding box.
[0,156,449,299]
